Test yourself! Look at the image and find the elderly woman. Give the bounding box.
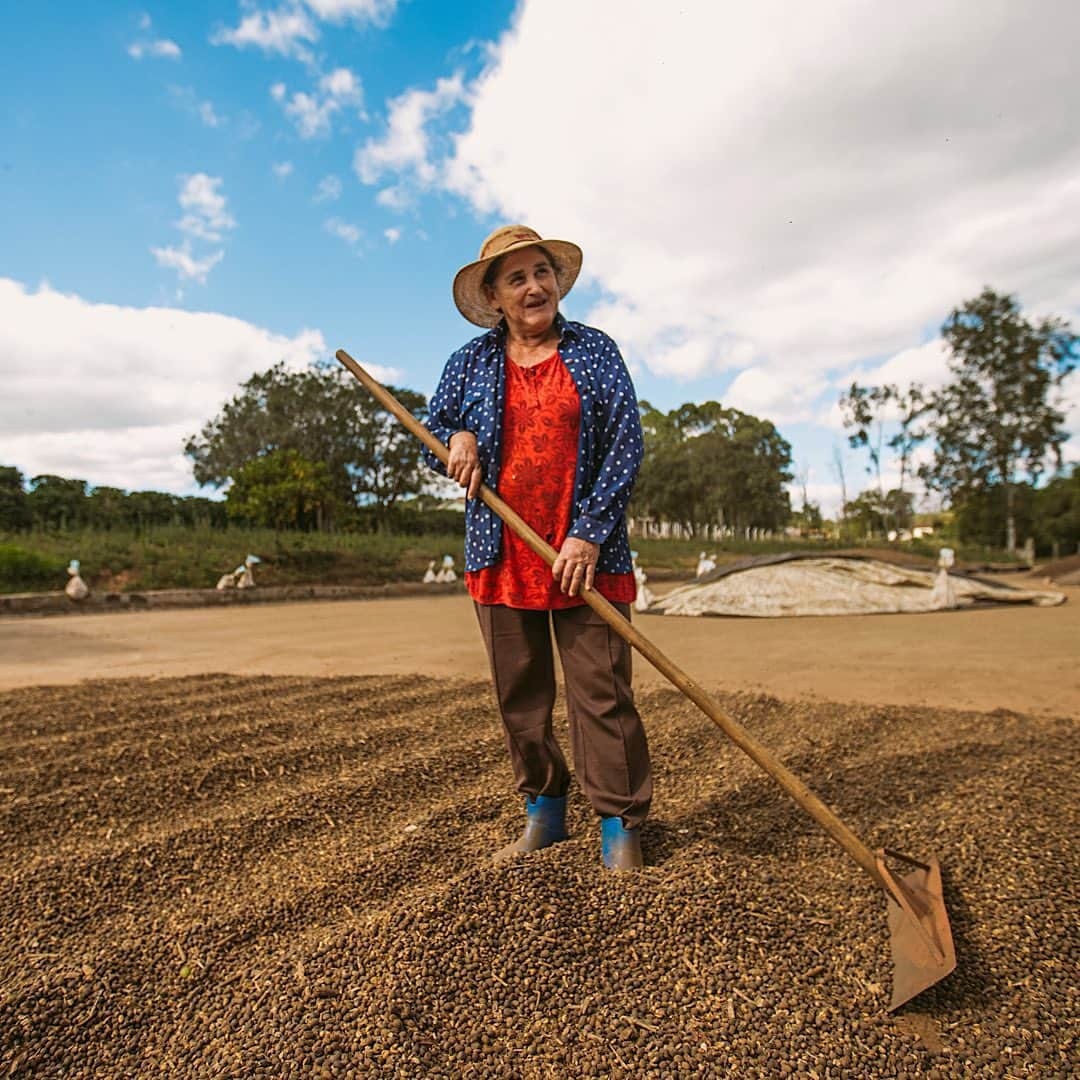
[424,225,653,871]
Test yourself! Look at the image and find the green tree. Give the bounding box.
[175,496,228,529]
[844,490,886,539]
[185,363,428,524]
[954,484,1035,550]
[126,490,180,529]
[839,383,892,497]
[27,475,88,531]
[919,288,1078,552]
[839,382,926,513]
[1032,465,1080,556]
[86,486,129,530]
[0,467,31,530]
[226,450,339,531]
[633,401,792,533]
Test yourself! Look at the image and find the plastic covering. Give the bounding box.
[647,554,1066,618]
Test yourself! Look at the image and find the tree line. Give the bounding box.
[2,362,795,537]
[6,286,1074,553]
[0,468,228,532]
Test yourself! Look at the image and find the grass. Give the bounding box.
[0,543,68,592]
[0,526,466,594]
[1,525,1023,594]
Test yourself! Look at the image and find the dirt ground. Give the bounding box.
[3,584,1078,717]
[3,674,1077,1076]
[2,588,1077,1075]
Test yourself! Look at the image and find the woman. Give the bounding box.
[424,224,653,871]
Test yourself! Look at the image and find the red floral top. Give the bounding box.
[467,351,636,610]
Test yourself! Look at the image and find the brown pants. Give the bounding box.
[474,601,653,829]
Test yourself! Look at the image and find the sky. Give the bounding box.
[3,0,1079,514]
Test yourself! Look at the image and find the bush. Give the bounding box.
[0,544,66,593]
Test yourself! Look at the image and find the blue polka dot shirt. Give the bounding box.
[424,314,644,575]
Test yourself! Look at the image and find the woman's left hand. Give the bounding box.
[552,537,600,596]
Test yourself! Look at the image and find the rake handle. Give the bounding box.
[336,348,886,890]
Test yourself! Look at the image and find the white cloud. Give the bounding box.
[210,8,317,57]
[354,73,465,187]
[724,367,833,426]
[320,67,361,101]
[284,92,337,138]
[150,243,224,284]
[375,184,410,211]
[128,38,182,60]
[315,174,343,202]
[383,227,401,244]
[443,0,1080,402]
[849,340,954,393]
[274,66,362,139]
[176,174,236,243]
[0,278,341,492]
[198,101,223,128]
[151,174,235,285]
[324,217,362,246]
[272,160,294,178]
[167,85,227,129]
[303,0,397,24]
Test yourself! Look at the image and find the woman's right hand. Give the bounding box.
[447,430,483,499]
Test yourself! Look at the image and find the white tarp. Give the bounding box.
[648,556,1066,618]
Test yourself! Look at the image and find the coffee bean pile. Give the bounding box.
[1,675,1075,1077]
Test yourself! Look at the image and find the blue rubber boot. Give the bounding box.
[601,815,643,871]
[494,794,568,863]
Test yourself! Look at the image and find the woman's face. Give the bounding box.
[483,247,559,336]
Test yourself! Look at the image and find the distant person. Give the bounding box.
[424,225,652,870]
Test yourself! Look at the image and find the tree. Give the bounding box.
[632,401,792,533]
[86,486,128,530]
[348,386,429,517]
[839,383,891,497]
[27,475,88,531]
[919,288,1078,552]
[1033,465,1080,556]
[830,445,849,537]
[844,490,885,539]
[886,383,927,496]
[0,467,31,531]
[226,449,339,531]
[125,490,180,529]
[185,363,428,525]
[839,381,927,515]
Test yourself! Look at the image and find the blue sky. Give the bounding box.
[3,1,1078,511]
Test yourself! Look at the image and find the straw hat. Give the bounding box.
[452,224,583,327]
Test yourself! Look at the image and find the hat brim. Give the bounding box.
[452,238,583,328]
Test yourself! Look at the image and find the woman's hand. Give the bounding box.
[447,430,483,499]
[552,537,600,596]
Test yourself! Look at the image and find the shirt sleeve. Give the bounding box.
[422,348,467,477]
[568,338,644,546]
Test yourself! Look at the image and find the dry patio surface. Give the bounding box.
[2,589,1077,1076]
[2,586,1079,716]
